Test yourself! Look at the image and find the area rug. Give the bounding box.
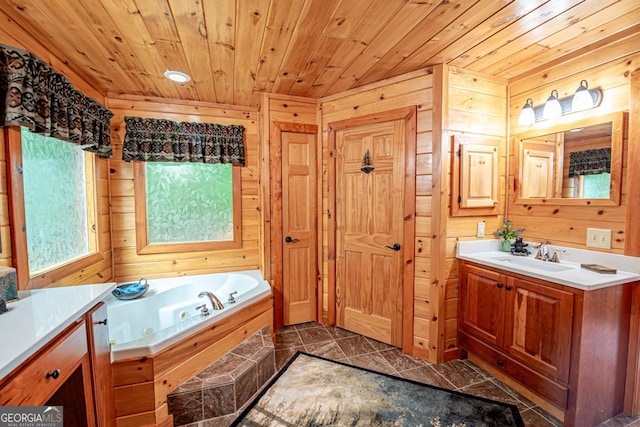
[231,352,524,427]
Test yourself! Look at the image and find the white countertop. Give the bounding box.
[457,240,640,290]
[0,282,116,379]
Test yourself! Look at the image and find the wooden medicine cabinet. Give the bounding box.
[451,135,501,216]
[513,112,625,206]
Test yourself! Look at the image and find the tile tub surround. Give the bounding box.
[168,326,275,426]
[456,239,640,290]
[0,282,116,379]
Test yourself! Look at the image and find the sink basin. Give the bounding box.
[491,256,574,272]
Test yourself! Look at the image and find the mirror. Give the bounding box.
[514,112,624,206]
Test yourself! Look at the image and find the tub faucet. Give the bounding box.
[198,291,224,310]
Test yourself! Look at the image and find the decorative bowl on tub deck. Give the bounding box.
[112,278,149,300]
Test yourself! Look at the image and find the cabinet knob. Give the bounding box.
[97,319,108,325]
[46,369,61,380]
[497,360,504,367]
[496,283,503,288]
[505,285,512,291]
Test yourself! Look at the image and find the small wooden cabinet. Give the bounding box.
[459,260,633,426]
[451,135,501,216]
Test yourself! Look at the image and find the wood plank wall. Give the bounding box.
[260,93,319,327]
[107,95,260,281]
[508,31,640,254]
[0,10,113,286]
[319,69,438,360]
[442,67,508,361]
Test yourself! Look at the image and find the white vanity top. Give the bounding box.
[0,282,116,379]
[457,240,640,290]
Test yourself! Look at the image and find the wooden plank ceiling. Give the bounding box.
[1,0,639,108]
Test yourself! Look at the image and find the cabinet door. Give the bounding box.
[521,147,555,198]
[504,277,574,384]
[451,135,501,216]
[87,303,116,427]
[459,263,506,347]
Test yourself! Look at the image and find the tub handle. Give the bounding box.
[228,291,238,304]
[196,304,210,316]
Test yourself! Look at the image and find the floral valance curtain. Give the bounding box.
[0,43,113,158]
[123,117,245,165]
[568,147,611,177]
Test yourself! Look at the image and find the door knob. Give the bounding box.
[384,243,401,251]
[285,236,299,243]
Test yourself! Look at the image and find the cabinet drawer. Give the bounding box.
[460,332,568,409]
[0,321,88,406]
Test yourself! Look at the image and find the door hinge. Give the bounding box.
[458,195,462,204]
[457,150,462,157]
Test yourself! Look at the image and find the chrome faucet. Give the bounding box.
[198,291,224,310]
[534,242,550,261]
[534,242,564,263]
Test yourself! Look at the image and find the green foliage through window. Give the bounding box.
[145,162,234,243]
[21,128,90,273]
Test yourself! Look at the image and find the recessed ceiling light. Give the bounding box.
[164,70,191,83]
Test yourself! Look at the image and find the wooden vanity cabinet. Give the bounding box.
[87,302,116,427]
[458,260,632,426]
[0,302,115,427]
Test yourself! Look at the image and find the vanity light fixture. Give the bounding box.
[542,90,562,120]
[518,80,603,125]
[164,70,191,83]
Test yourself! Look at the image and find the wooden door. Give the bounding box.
[335,120,405,346]
[459,262,507,348]
[282,131,317,325]
[504,276,574,384]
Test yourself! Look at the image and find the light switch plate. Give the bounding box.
[586,228,611,249]
[477,221,485,238]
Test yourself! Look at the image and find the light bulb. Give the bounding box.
[571,80,593,112]
[518,98,535,126]
[542,90,562,120]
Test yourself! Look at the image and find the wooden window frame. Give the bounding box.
[133,162,242,255]
[5,127,102,289]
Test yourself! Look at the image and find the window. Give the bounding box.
[6,127,100,288]
[134,162,241,254]
[579,172,611,199]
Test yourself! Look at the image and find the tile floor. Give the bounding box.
[274,322,640,427]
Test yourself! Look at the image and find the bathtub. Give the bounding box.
[106,269,272,362]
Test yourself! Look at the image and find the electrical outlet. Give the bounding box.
[477,221,485,238]
[586,228,612,249]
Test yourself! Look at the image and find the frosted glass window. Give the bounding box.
[582,173,610,199]
[145,162,234,243]
[21,128,90,273]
